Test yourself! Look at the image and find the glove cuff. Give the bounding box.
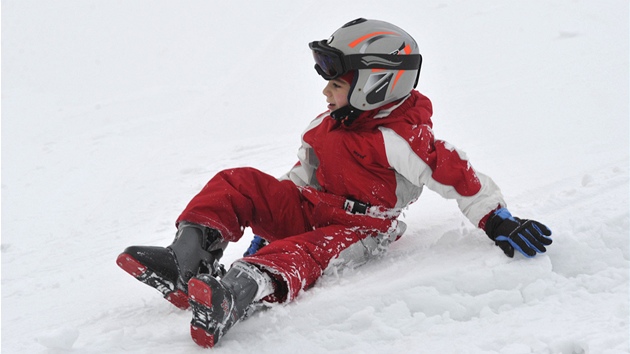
[484,208,514,240]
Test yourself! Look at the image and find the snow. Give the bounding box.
[2,0,628,353]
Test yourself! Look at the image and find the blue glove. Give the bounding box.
[485,208,552,258]
[243,235,269,257]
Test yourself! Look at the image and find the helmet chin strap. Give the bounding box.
[330,105,363,126]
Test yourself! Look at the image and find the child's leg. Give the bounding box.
[177,167,313,242]
[118,167,311,309]
[242,224,380,302]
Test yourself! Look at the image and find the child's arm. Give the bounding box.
[279,161,310,187]
[382,125,552,257]
[279,146,321,189]
[382,126,504,226]
[279,114,328,189]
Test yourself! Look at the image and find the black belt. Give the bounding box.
[343,198,370,214]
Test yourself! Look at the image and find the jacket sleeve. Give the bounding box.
[380,124,506,227]
[279,113,327,189]
[279,147,320,189]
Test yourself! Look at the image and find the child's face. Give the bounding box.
[322,78,350,111]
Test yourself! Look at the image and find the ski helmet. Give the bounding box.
[309,18,422,113]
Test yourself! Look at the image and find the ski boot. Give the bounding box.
[116,221,227,309]
[188,261,274,348]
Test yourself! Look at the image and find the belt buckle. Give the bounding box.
[344,198,369,214]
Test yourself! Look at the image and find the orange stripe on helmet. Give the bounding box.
[392,70,405,90]
[348,31,399,48]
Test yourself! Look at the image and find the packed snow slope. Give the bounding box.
[2,0,628,353]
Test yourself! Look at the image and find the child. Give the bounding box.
[117,18,552,348]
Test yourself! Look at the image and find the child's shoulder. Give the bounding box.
[379,91,433,127]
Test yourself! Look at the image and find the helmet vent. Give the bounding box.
[342,18,367,28]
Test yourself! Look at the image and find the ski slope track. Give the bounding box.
[2,1,628,353]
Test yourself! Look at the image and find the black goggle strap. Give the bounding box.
[310,41,422,75]
[313,52,422,79]
[344,53,422,72]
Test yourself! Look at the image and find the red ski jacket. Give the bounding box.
[177,90,507,301]
[282,90,505,228]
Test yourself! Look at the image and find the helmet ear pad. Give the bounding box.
[363,72,393,105]
[349,68,418,111]
[344,70,398,111]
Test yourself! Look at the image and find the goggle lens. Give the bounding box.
[310,41,345,80]
[312,51,339,79]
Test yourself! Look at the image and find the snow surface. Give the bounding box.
[2,0,629,353]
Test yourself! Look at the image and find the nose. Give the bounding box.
[322,81,332,97]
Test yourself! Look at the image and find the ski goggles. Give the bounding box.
[309,40,422,80]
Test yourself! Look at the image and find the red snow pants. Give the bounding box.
[176,167,395,302]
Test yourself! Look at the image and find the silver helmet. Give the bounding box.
[309,18,422,113]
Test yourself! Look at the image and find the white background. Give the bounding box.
[2,1,628,353]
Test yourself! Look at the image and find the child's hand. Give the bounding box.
[484,208,553,258]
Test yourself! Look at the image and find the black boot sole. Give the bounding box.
[188,275,237,348]
[117,252,190,310]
